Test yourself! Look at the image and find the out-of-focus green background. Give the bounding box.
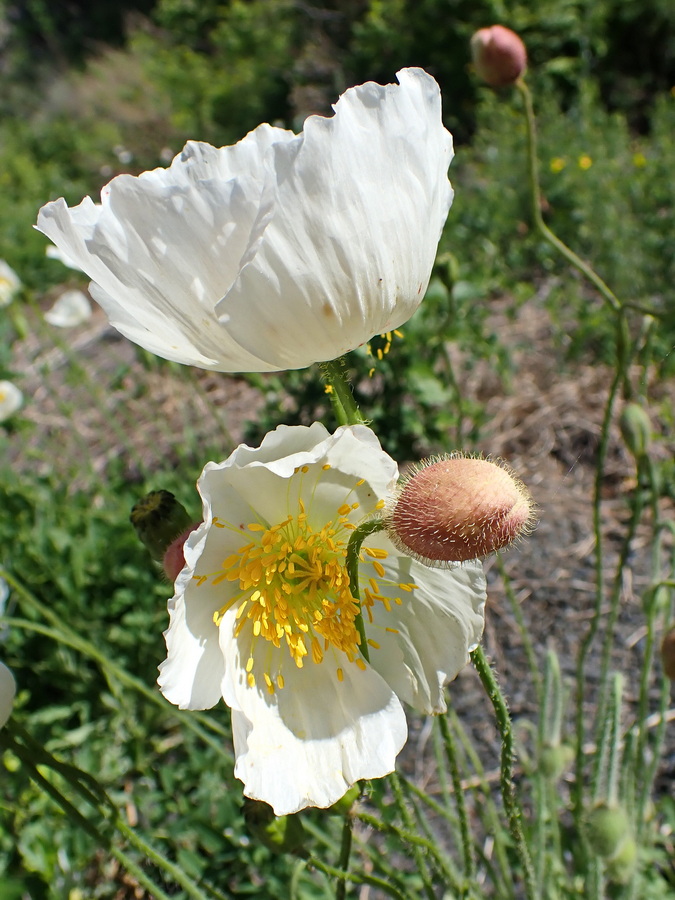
[1,2,674,898]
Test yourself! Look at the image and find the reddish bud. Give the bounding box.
[471,25,527,88]
[162,524,201,581]
[386,455,535,564]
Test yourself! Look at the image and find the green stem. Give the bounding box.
[389,773,439,900]
[471,645,537,900]
[335,814,354,900]
[496,555,542,698]
[516,79,621,314]
[307,857,407,900]
[572,358,623,823]
[345,519,386,663]
[438,712,476,887]
[320,359,367,426]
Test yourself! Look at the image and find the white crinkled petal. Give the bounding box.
[216,68,453,368]
[363,538,486,714]
[37,128,296,371]
[37,70,452,373]
[158,524,225,710]
[199,424,398,534]
[0,662,16,729]
[221,617,407,815]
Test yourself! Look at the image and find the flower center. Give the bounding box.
[195,465,418,694]
[214,496,362,673]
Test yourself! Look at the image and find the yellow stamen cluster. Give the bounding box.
[194,465,419,694]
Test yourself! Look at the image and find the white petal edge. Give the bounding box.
[364,542,486,714]
[222,624,408,815]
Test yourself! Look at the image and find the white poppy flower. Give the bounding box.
[44,290,92,328]
[36,68,454,373]
[158,424,485,815]
[0,662,15,729]
[0,261,21,307]
[0,381,23,422]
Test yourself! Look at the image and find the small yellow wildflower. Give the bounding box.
[550,157,566,174]
[632,152,647,168]
[578,155,593,170]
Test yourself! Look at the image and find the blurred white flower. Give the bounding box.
[44,290,92,328]
[158,424,485,814]
[0,381,23,421]
[45,244,84,272]
[0,260,21,307]
[37,68,454,373]
[0,662,15,729]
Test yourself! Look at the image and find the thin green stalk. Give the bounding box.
[398,774,464,893]
[356,806,460,888]
[0,571,234,759]
[345,518,386,663]
[447,706,515,897]
[515,79,621,313]
[307,856,407,900]
[398,773,460,833]
[591,481,643,771]
[320,359,367,426]
[5,726,217,900]
[495,555,542,697]
[471,645,538,900]
[438,712,476,886]
[572,359,623,822]
[389,773,440,900]
[336,814,354,900]
[1,735,175,900]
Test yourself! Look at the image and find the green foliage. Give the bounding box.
[1,2,675,898]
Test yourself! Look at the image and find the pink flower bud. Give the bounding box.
[385,455,535,564]
[162,524,201,581]
[471,25,527,88]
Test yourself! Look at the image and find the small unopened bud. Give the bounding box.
[385,455,535,564]
[163,524,201,581]
[471,25,527,88]
[585,803,631,859]
[539,742,574,780]
[661,627,675,680]
[606,836,638,884]
[130,490,193,562]
[619,402,651,460]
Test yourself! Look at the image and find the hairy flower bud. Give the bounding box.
[471,26,527,88]
[385,455,535,564]
[130,490,193,562]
